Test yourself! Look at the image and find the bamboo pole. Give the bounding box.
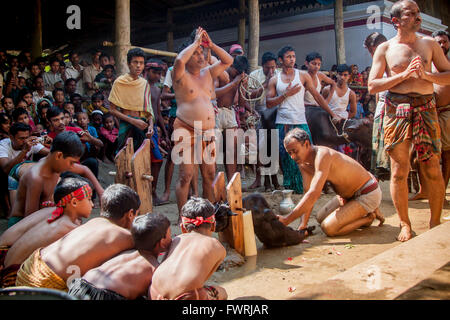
[115,0,131,76]
[104,42,177,58]
[238,0,246,50]
[31,0,42,60]
[334,0,346,65]
[248,0,260,72]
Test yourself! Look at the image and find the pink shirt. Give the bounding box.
[100,127,118,143]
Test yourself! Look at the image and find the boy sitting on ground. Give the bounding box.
[69,213,172,300]
[7,131,103,228]
[150,197,227,300]
[15,184,139,291]
[0,176,93,288]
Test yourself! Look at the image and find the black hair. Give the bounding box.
[364,32,388,49]
[70,93,82,102]
[102,112,114,123]
[131,213,170,251]
[232,55,249,74]
[278,46,295,59]
[65,78,77,87]
[91,92,104,101]
[50,131,85,158]
[337,64,351,74]
[127,48,145,64]
[9,122,31,136]
[99,53,110,61]
[59,61,66,68]
[284,128,311,146]
[103,64,115,72]
[52,88,64,99]
[0,113,10,125]
[63,109,71,115]
[75,111,87,121]
[33,75,44,84]
[100,184,141,220]
[11,108,29,122]
[181,197,215,231]
[18,88,32,102]
[432,30,450,40]
[49,57,60,66]
[46,106,64,121]
[68,51,79,59]
[1,97,13,106]
[305,52,322,63]
[261,52,277,66]
[54,176,91,204]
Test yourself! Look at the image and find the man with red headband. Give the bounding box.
[150,197,227,300]
[0,176,93,288]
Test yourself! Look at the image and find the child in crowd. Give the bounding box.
[1,97,15,118]
[52,88,65,109]
[150,197,227,300]
[87,93,109,116]
[68,213,172,300]
[156,126,168,158]
[0,113,11,140]
[76,111,101,158]
[99,113,118,162]
[63,109,75,127]
[35,99,52,129]
[0,176,93,288]
[90,110,104,136]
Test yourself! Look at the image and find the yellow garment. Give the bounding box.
[108,74,154,120]
[86,103,109,116]
[15,248,68,292]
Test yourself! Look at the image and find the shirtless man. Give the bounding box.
[8,131,103,228]
[68,213,172,300]
[0,176,93,288]
[172,27,233,214]
[15,184,139,291]
[109,48,154,153]
[216,55,249,181]
[150,197,227,300]
[368,0,450,241]
[277,128,384,236]
[432,30,450,206]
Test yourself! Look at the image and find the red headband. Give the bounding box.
[181,215,215,227]
[48,184,92,224]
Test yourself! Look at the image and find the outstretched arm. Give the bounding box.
[279,150,331,229]
[70,163,104,200]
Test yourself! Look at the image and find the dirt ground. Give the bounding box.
[1,159,449,300]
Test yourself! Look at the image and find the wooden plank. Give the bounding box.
[114,137,135,189]
[212,171,227,203]
[131,139,153,215]
[223,172,245,256]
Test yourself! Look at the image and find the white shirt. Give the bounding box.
[163,67,173,88]
[275,69,307,125]
[0,138,44,161]
[328,87,351,119]
[65,65,85,95]
[43,71,62,91]
[32,90,53,106]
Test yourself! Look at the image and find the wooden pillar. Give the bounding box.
[238,0,246,50]
[115,0,131,76]
[167,9,174,52]
[334,0,346,65]
[31,0,42,60]
[248,0,259,72]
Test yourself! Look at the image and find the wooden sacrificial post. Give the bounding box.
[213,172,245,256]
[110,137,153,215]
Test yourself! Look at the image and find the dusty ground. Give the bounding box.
[1,159,449,300]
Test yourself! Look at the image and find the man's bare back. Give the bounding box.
[82,250,157,300]
[150,232,225,299]
[41,217,133,282]
[10,160,59,219]
[300,146,372,199]
[5,214,80,268]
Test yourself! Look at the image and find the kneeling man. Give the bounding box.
[278,128,384,236]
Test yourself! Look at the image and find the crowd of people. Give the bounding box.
[0,0,448,300]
